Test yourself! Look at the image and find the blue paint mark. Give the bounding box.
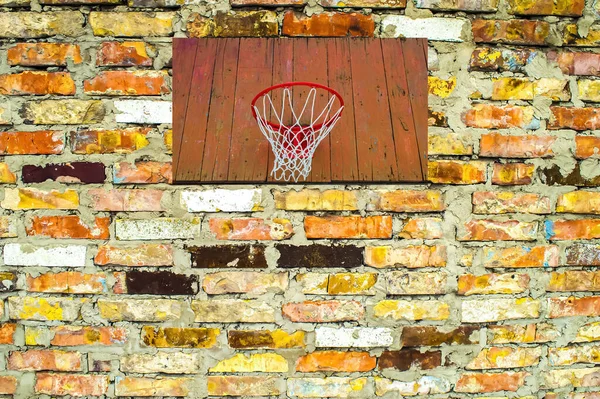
[113,175,125,184]
[99,277,108,293]
[526,118,541,130]
[522,246,532,253]
[544,220,554,240]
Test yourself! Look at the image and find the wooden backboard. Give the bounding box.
[172,37,428,183]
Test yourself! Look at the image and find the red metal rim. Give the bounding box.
[251,81,344,131]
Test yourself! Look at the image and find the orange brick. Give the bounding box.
[7,43,82,66]
[428,161,486,184]
[548,271,600,292]
[473,191,551,214]
[282,11,374,37]
[39,326,126,346]
[84,71,168,95]
[480,133,555,158]
[0,376,17,395]
[296,351,376,372]
[460,219,537,241]
[0,72,75,95]
[35,373,109,396]
[472,19,549,45]
[210,218,294,240]
[549,296,600,318]
[8,350,82,371]
[71,128,150,154]
[95,244,173,267]
[26,272,107,294]
[546,219,600,240]
[463,104,537,129]
[26,216,110,239]
[304,215,392,239]
[492,163,535,185]
[97,41,152,66]
[114,161,172,184]
[89,188,164,212]
[282,300,364,322]
[0,131,64,155]
[399,217,443,239]
[369,190,445,212]
[364,245,447,268]
[575,136,600,159]
[455,371,529,393]
[0,323,17,344]
[458,273,530,295]
[549,107,600,131]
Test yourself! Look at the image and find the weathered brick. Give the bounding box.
[35,373,108,397]
[8,43,82,66]
[557,191,600,214]
[472,19,549,45]
[115,377,192,397]
[326,273,377,295]
[2,188,78,210]
[455,371,529,392]
[114,161,172,184]
[282,300,363,322]
[564,25,600,47]
[0,12,85,38]
[228,330,305,349]
[543,368,600,389]
[116,218,200,240]
[458,273,529,295]
[429,109,448,126]
[460,219,537,241]
[97,41,152,66]
[208,376,282,397]
[98,299,184,322]
[575,321,600,342]
[21,100,104,124]
[386,271,446,295]
[8,350,82,371]
[37,326,127,346]
[0,323,17,345]
[379,349,442,371]
[26,272,107,294]
[492,163,535,185]
[576,136,600,159]
[550,344,600,366]
[304,215,390,239]
[210,217,293,240]
[428,160,486,184]
[482,245,559,268]
[567,244,600,266]
[283,11,374,37]
[470,47,538,72]
[429,132,473,155]
[203,271,287,295]
[0,218,16,238]
[428,76,456,98]
[546,219,600,240]
[315,327,392,348]
[0,131,63,155]
[480,134,555,158]
[401,325,480,347]
[464,104,538,129]
[188,11,278,37]
[507,0,584,16]
[0,272,16,293]
[467,347,540,370]
[368,190,444,212]
[193,299,275,323]
[549,296,600,318]
[488,323,559,344]
[416,0,497,11]
[321,0,404,6]
[114,271,198,295]
[89,12,175,37]
[296,351,375,372]
[380,15,466,42]
[373,300,450,321]
[579,80,600,102]
[462,298,539,322]
[89,188,164,212]
[0,72,75,96]
[375,376,451,396]
[142,326,219,348]
[551,107,600,132]
[399,217,443,239]
[540,163,600,187]
[274,189,357,211]
[95,244,173,267]
[491,78,569,101]
[26,216,110,239]
[0,376,17,395]
[548,52,600,76]
[277,244,362,268]
[71,128,150,154]
[473,191,551,214]
[188,245,266,268]
[210,353,288,373]
[114,100,171,124]
[22,162,106,184]
[365,245,446,268]
[121,352,199,374]
[182,189,261,212]
[296,273,329,294]
[0,163,16,183]
[84,71,168,96]
[8,297,86,321]
[4,243,86,267]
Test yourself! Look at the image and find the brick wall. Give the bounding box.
[0,0,599,397]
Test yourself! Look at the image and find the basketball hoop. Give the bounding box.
[251,82,344,182]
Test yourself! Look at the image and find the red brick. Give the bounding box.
[460,219,537,241]
[48,326,128,346]
[304,215,392,239]
[26,216,110,239]
[567,244,600,266]
[0,376,17,395]
[0,131,63,155]
[480,133,555,158]
[548,271,600,292]
[71,128,150,154]
[89,188,164,212]
[546,220,600,240]
[95,244,173,267]
[401,326,480,347]
[428,160,486,184]
[282,11,374,37]
[549,107,600,131]
[492,163,535,185]
[472,19,549,45]
[548,52,600,76]
[35,373,109,396]
[296,351,375,372]
[8,350,82,371]
[575,136,600,159]
[26,272,107,294]
[97,41,152,66]
[114,161,172,184]
[0,72,75,95]
[210,218,294,240]
[378,349,442,371]
[282,300,364,322]
[369,190,444,212]
[455,371,529,393]
[549,296,600,318]
[7,43,82,66]
[84,71,168,95]
[473,191,551,214]
[507,0,584,16]
[463,104,537,129]
[0,323,17,344]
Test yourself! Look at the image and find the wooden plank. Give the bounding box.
[292,38,331,182]
[176,39,218,181]
[328,38,359,182]
[348,38,398,181]
[227,38,274,181]
[402,38,428,180]
[172,38,198,181]
[381,39,423,182]
[200,38,240,182]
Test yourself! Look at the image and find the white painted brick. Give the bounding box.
[288,378,368,398]
[375,376,452,396]
[3,243,86,267]
[115,218,201,240]
[380,16,467,42]
[181,189,262,212]
[114,100,172,124]
[121,353,200,374]
[461,298,539,323]
[315,327,394,348]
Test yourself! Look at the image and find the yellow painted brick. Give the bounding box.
[89,12,175,37]
[0,163,16,183]
[428,133,473,155]
[274,189,357,211]
[1,188,78,210]
[428,76,456,98]
[373,300,450,321]
[209,353,288,373]
[8,297,87,321]
[579,79,600,102]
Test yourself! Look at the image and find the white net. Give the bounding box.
[252,85,344,182]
